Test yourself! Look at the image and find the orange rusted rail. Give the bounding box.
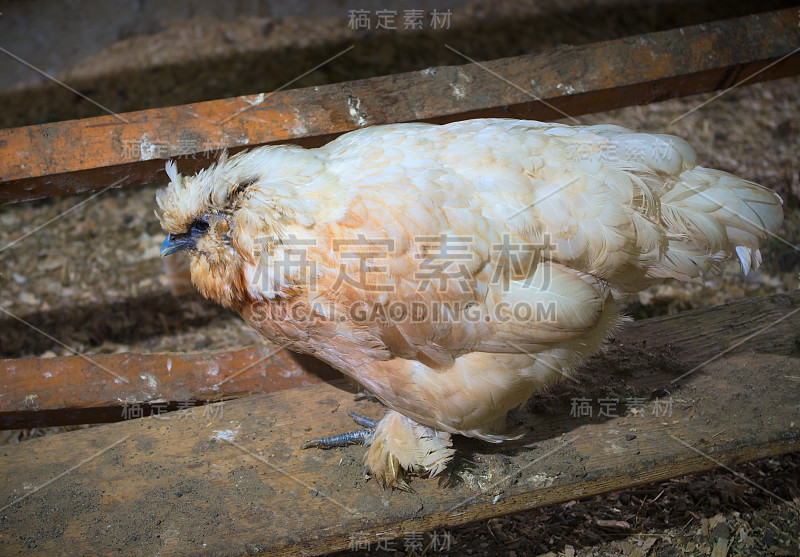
[2,292,798,429]
[0,346,341,429]
[1,8,799,204]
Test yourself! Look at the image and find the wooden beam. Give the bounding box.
[2,292,798,430]
[1,8,798,204]
[0,348,341,430]
[0,294,798,555]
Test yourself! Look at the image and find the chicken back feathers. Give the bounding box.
[157,118,782,483]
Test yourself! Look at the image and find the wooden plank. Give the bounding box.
[0,348,340,429]
[0,293,798,555]
[3,292,798,429]
[1,8,798,204]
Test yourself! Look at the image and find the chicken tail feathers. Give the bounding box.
[650,167,783,281]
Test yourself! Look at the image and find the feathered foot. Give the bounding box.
[364,410,455,490]
[302,409,455,489]
[301,411,376,449]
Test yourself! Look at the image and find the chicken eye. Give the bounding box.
[188,218,210,237]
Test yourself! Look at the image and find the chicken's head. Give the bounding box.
[156,149,325,308]
[155,158,254,308]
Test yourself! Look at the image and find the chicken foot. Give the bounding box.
[300,410,376,449]
[302,408,455,489]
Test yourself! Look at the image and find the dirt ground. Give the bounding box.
[1,1,799,555]
[334,455,800,557]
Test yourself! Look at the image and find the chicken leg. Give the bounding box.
[302,409,454,489]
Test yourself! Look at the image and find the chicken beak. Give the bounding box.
[160,233,195,256]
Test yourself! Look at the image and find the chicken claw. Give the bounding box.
[347,410,378,429]
[301,410,376,449]
[353,391,380,403]
[302,409,455,489]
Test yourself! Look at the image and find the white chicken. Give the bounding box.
[157,118,783,488]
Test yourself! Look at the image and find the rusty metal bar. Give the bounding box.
[1,8,798,204]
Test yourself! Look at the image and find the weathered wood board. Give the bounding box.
[0,347,340,429]
[1,8,798,204]
[2,292,798,429]
[1,293,798,555]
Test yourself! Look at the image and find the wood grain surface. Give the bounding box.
[1,293,798,555]
[1,8,798,204]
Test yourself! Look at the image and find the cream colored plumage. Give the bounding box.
[157,118,783,487]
